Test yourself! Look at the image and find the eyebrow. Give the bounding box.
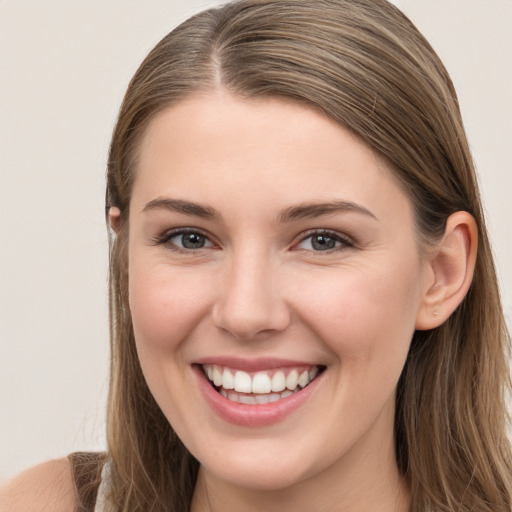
[142,198,219,219]
[277,200,378,222]
[142,197,377,222]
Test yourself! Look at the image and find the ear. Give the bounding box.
[415,211,478,330]
[108,206,122,234]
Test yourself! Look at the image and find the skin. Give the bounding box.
[0,458,75,512]
[0,94,477,512]
[120,91,476,512]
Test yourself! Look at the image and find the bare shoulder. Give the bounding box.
[0,457,76,512]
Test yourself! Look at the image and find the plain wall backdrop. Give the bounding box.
[1,0,511,483]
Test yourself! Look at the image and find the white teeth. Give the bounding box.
[298,370,309,388]
[203,364,322,402]
[227,391,239,403]
[255,394,272,404]
[234,371,252,393]
[224,390,294,404]
[271,371,286,392]
[239,395,256,405]
[222,368,235,389]
[213,367,223,387]
[252,373,272,394]
[285,370,299,391]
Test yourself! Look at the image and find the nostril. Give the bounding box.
[211,303,291,340]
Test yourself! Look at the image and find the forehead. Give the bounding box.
[131,92,413,224]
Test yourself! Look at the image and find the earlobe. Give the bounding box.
[415,211,478,330]
[109,207,122,234]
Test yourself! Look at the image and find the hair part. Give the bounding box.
[105,1,512,510]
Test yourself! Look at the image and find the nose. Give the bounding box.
[211,249,291,340]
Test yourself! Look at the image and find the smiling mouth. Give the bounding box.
[202,364,325,405]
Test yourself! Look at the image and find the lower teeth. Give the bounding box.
[219,387,297,404]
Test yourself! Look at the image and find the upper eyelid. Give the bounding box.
[295,229,354,245]
[153,227,214,246]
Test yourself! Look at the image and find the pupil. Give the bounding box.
[312,235,335,251]
[182,233,205,249]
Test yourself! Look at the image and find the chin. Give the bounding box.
[200,449,316,492]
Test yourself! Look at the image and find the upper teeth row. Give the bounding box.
[203,365,319,394]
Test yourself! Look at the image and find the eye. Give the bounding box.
[296,231,352,252]
[155,228,214,251]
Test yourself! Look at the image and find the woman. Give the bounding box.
[1,0,510,511]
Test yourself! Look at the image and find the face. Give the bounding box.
[126,92,431,492]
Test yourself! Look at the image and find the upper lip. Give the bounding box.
[193,356,323,373]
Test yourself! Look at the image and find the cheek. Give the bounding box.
[295,257,423,367]
[128,261,214,353]
[292,260,423,437]
[127,261,216,428]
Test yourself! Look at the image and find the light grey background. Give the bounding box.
[1,0,511,483]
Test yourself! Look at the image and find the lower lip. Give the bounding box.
[194,366,322,427]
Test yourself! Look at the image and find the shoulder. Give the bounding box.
[0,457,76,512]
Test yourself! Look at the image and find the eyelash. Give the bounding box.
[153,228,354,253]
[296,229,354,253]
[152,228,215,254]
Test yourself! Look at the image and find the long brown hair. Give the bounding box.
[104,1,512,510]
